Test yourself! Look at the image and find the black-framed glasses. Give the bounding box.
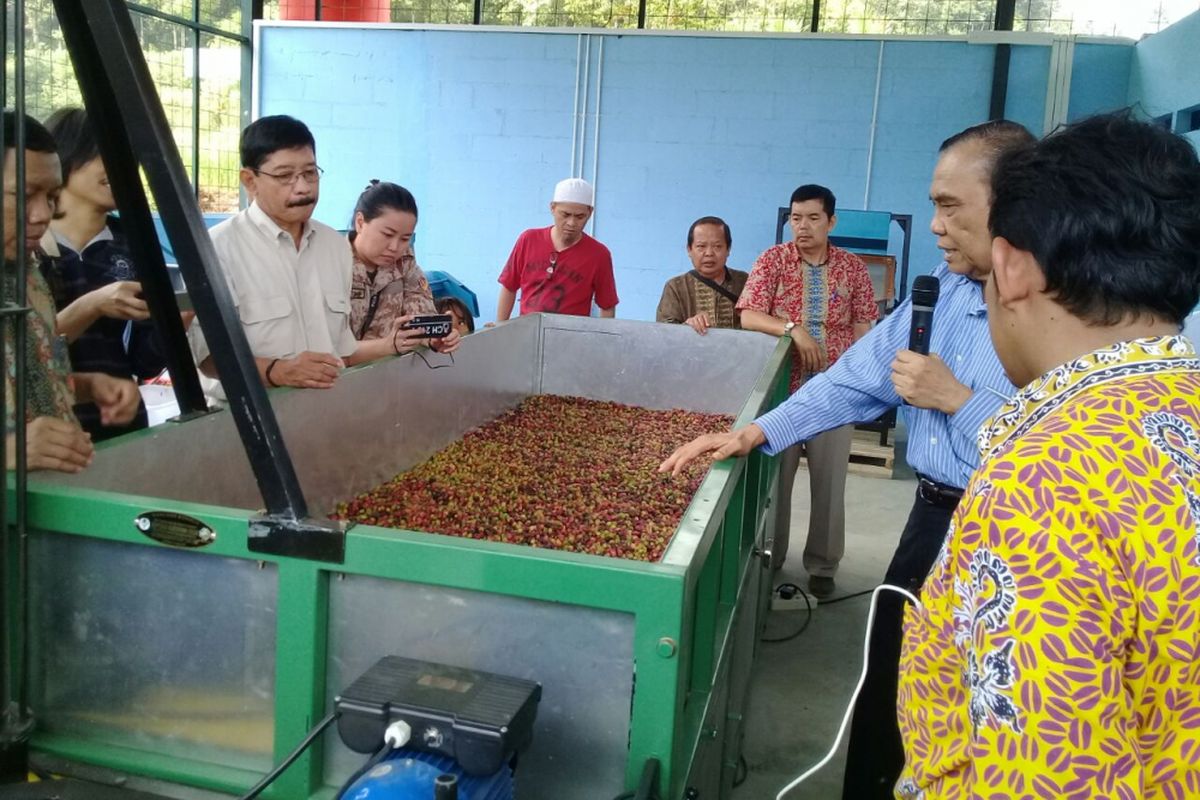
[253,165,324,186]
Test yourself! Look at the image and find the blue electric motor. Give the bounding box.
[341,747,513,800]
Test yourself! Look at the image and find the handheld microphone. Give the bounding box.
[908,275,940,355]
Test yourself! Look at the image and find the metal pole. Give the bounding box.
[0,0,37,780]
[192,9,202,202]
[53,0,345,562]
[809,0,820,32]
[12,0,31,734]
[989,0,1016,120]
[54,14,210,418]
[0,2,13,779]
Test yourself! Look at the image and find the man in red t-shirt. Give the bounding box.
[496,178,619,320]
[737,184,878,598]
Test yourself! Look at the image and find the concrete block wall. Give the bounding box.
[257,25,1137,324]
[1128,9,1200,149]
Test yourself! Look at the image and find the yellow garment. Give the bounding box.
[898,336,1200,800]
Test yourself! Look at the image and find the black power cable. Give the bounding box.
[732,753,749,787]
[820,587,876,605]
[761,582,813,644]
[238,711,339,800]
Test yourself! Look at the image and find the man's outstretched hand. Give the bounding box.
[658,424,767,477]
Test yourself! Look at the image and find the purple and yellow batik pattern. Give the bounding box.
[898,335,1200,800]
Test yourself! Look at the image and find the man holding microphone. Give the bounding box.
[660,119,1033,799]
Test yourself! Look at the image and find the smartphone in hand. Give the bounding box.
[402,314,453,339]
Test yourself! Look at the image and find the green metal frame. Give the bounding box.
[9,337,791,799]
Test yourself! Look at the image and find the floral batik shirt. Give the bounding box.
[3,259,77,433]
[736,242,877,392]
[897,336,1200,800]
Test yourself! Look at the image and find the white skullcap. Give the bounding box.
[552,177,594,207]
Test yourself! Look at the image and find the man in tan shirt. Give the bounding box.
[656,216,748,334]
[189,116,396,402]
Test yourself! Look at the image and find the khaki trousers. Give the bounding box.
[771,423,854,575]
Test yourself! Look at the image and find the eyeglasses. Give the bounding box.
[253,165,324,186]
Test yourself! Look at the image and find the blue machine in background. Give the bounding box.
[342,749,513,800]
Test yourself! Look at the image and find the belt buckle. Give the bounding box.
[919,478,949,507]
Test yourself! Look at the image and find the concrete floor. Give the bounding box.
[732,472,918,800]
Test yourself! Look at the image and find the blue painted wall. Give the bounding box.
[1128,9,1200,149]
[1068,43,1133,122]
[1005,44,1051,133]
[257,26,1132,323]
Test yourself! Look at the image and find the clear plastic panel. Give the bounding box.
[325,574,635,798]
[29,533,278,772]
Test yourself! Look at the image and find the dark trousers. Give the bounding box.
[840,489,956,800]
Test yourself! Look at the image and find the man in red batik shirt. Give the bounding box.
[737,183,878,597]
[496,178,618,321]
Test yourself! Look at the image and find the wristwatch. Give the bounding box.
[782,321,796,337]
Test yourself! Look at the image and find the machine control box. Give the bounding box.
[335,655,542,776]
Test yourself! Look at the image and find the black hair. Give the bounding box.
[43,107,98,185]
[435,296,475,333]
[939,119,1035,173]
[3,110,57,154]
[348,180,419,242]
[239,115,315,170]
[989,110,1200,327]
[789,184,835,218]
[687,215,731,248]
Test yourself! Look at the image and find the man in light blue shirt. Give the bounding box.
[662,120,1034,799]
[1184,308,1200,343]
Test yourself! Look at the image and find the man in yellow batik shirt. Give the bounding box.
[897,112,1200,799]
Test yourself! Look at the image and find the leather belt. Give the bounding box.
[916,474,964,510]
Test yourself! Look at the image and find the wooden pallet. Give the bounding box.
[796,431,895,479]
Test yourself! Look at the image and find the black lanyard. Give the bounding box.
[358,276,383,338]
[688,270,740,304]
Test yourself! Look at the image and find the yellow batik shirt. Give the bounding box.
[897,335,1200,800]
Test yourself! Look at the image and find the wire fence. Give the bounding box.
[10,0,245,212]
[262,0,1195,35]
[13,0,1193,215]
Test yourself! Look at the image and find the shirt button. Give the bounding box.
[930,437,938,445]
[956,354,963,362]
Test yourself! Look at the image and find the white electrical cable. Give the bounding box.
[384,719,413,750]
[775,583,922,799]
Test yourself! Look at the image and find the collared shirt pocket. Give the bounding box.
[323,291,351,334]
[237,294,294,354]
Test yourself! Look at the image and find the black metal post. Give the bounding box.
[53,4,210,420]
[636,0,646,29]
[52,0,345,562]
[893,213,912,303]
[989,0,1016,120]
[475,0,485,25]
[810,0,820,32]
[0,0,35,780]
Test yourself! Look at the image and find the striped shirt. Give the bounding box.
[1184,309,1200,344]
[754,262,1014,489]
